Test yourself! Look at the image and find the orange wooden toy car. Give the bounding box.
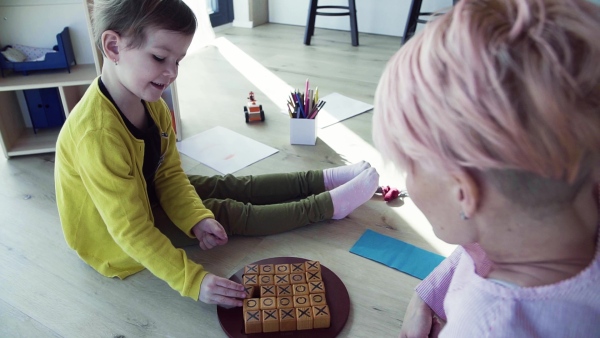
[244,91,265,123]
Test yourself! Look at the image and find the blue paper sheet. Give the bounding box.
[349,229,445,280]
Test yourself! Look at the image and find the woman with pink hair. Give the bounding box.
[373,0,600,336]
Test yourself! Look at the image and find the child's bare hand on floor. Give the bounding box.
[199,273,246,307]
[192,218,228,250]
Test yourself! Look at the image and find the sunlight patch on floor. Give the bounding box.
[210,37,292,114]
[320,124,456,256]
[211,36,456,256]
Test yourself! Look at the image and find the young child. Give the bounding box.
[373,0,600,336]
[54,0,379,308]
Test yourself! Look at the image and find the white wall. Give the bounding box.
[268,0,453,37]
[267,0,600,37]
[0,1,94,64]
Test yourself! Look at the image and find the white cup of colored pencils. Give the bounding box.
[287,79,325,119]
[289,79,323,145]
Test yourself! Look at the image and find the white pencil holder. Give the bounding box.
[290,115,318,145]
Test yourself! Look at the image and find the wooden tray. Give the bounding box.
[217,257,350,337]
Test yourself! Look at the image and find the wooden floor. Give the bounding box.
[0,24,454,337]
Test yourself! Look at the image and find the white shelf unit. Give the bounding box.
[0,0,183,158]
[0,65,97,157]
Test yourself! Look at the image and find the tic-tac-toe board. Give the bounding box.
[217,257,350,337]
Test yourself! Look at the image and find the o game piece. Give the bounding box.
[260,264,274,274]
[293,283,309,296]
[293,295,310,308]
[243,298,260,311]
[277,296,294,309]
[310,293,327,306]
[275,263,290,274]
[290,273,306,284]
[259,274,273,286]
[260,296,277,310]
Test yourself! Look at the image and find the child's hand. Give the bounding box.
[199,273,246,307]
[400,292,436,338]
[191,218,228,250]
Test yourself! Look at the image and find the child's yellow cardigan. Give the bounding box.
[55,78,213,300]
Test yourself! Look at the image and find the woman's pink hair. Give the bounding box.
[373,0,600,182]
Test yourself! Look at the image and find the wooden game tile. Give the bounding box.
[277,296,294,309]
[279,308,296,332]
[243,274,258,286]
[296,307,313,330]
[274,274,290,285]
[244,264,259,275]
[309,293,327,306]
[290,262,305,273]
[293,295,310,308]
[305,260,320,272]
[243,298,260,311]
[259,264,274,274]
[293,283,309,296]
[260,285,276,297]
[244,310,262,334]
[262,309,279,333]
[306,270,322,282]
[259,274,274,285]
[244,285,256,298]
[277,285,292,296]
[308,281,325,294]
[312,305,331,329]
[275,263,290,274]
[260,297,277,310]
[290,273,306,284]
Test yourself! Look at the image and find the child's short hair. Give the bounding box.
[374,0,600,184]
[92,0,197,54]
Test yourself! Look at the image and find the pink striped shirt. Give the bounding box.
[416,231,600,337]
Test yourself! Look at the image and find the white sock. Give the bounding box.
[330,167,379,219]
[323,161,371,191]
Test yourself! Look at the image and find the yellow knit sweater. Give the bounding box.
[55,78,213,300]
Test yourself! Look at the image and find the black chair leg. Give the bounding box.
[348,0,359,46]
[402,0,423,45]
[304,0,319,45]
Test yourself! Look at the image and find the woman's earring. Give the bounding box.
[460,211,469,220]
[114,59,118,66]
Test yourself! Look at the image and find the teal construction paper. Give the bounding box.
[349,229,445,280]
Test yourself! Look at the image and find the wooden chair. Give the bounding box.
[304,0,359,46]
[402,0,458,45]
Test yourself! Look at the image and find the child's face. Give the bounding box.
[116,27,193,103]
[405,161,475,245]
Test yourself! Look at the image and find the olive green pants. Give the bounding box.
[153,170,334,247]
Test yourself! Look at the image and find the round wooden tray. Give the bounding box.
[217,257,350,337]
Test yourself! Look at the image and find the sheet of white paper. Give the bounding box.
[317,93,374,128]
[177,126,279,174]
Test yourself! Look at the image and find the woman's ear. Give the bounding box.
[101,30,120,62]
[452,169,480,219]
